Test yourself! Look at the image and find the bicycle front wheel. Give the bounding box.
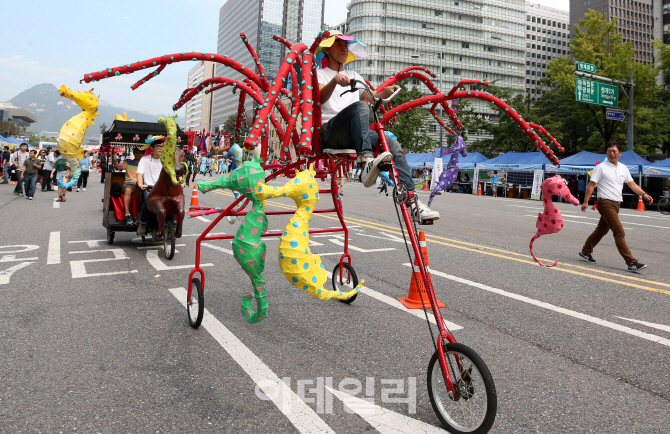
[427,343,497,434]
[659,198,670,215]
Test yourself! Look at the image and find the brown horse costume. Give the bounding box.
[146,145,187,238]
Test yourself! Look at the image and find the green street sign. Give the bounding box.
[576,61,597,74]
[575,77,619,108]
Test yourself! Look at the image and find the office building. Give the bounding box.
[185,61,216,133]
[570,0,654,65]
[524,2,571,99]
[345,0,527,143]
[212,0,325,131]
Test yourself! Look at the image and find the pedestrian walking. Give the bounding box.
[487,170,498,198]
[37,149,47,187]
[20,149,42,200]
[579,142,652,272]
[1,146,10,184]
[577,175,586,204]
[378,170,394,196]
[77,151,91,191]
[10,143,30,196]
[99,152,108,183]
[42,150,54,191]
[51,156,70,202]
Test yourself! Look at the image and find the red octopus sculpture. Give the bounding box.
[81,30,564,167]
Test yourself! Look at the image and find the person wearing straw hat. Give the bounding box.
[315,30,439,221]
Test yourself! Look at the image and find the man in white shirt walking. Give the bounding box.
[136,138,165,236]
[579,142,652,272]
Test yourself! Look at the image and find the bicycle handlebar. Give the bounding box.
[339,79,401,105]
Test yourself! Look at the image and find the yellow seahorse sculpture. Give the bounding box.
[255,165,363,301]
[56,85,99,188]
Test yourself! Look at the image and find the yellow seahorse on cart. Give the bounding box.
[56,85,99,188]
[255,165,363,301]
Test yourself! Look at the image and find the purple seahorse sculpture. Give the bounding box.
[427,135,467,207]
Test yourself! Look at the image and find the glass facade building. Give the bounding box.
[212,0,325,131]
[524,2,570,100]
[570,0,654,65]
[345,0,527,142]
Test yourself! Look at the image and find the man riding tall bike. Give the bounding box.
[316,30,439,222]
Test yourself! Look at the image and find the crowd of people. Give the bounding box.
[0,143,95,201]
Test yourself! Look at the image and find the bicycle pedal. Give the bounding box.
[378,162,393,171]
[420,219,434,225]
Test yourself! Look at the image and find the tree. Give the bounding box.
[387,82,437,153]
[653,40,670,87]
[222,113,252,137]
[533,90,591,154]
[544,9,659,151]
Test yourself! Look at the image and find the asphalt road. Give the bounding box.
[1,174,669,433]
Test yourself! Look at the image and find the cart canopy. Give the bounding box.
[102,120,188,148]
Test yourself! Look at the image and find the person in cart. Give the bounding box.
[112,147,144,225]
[316,30,439,221]
[136,137,165,236]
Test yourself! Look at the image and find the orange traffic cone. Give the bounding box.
[423,180,429,191]
[636,196,646,212]
[477,183,482,196]
[398,231,446,309]
[190,185,199,208]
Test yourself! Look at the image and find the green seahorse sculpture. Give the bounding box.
[157,115,188,185]
[197,157,269,323]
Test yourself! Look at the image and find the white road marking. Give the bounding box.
[0,262,35,285]
[415,264,670,347]
[146,250,212,271]
[523,215,633,230]
[68,239,106,248]
[328,238,396,253]
[137,244,185,253]
[326,270,463,331]
[200,243,462,330]
[355,232,406,243]
[548,213,670,229]
[616,317,670,333]
[70,249,138,278]
[53,198,60,209]
[168,287,336,434]
[47,232,60,265]
[196,216,211,222]
[202,242,233,255]
[326,387,444,434]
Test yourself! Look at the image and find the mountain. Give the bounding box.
[9,83,165,142]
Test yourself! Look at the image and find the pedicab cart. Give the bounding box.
[101,120,189,258]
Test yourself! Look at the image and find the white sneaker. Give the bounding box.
[83,188,86,191]
[76,188,80,192]
[412,199,440,221]
[360,152,392,187]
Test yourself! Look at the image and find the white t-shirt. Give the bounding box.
[137,155,163,186]
[316,68,365,122]
[590,160,633,202]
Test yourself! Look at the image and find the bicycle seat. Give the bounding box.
[323,148,357,155]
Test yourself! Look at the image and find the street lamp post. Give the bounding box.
[411,50,444,148]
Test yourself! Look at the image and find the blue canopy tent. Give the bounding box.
[478,152,552,171]
[643,158,670,177]
[618,150,651,176]
[545,150,604,174]
[405,153,436,169]
[450,152,489,170]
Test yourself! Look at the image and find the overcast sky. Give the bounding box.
[1,0,569,118]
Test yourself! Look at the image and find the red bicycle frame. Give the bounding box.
[371,96,459,395]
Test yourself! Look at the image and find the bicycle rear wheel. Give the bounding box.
[427,343,497,434]
[659,198,670,215]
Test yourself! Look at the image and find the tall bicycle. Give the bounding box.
[341,79,498,433]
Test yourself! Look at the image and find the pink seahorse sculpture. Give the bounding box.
[529,175,580,267]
